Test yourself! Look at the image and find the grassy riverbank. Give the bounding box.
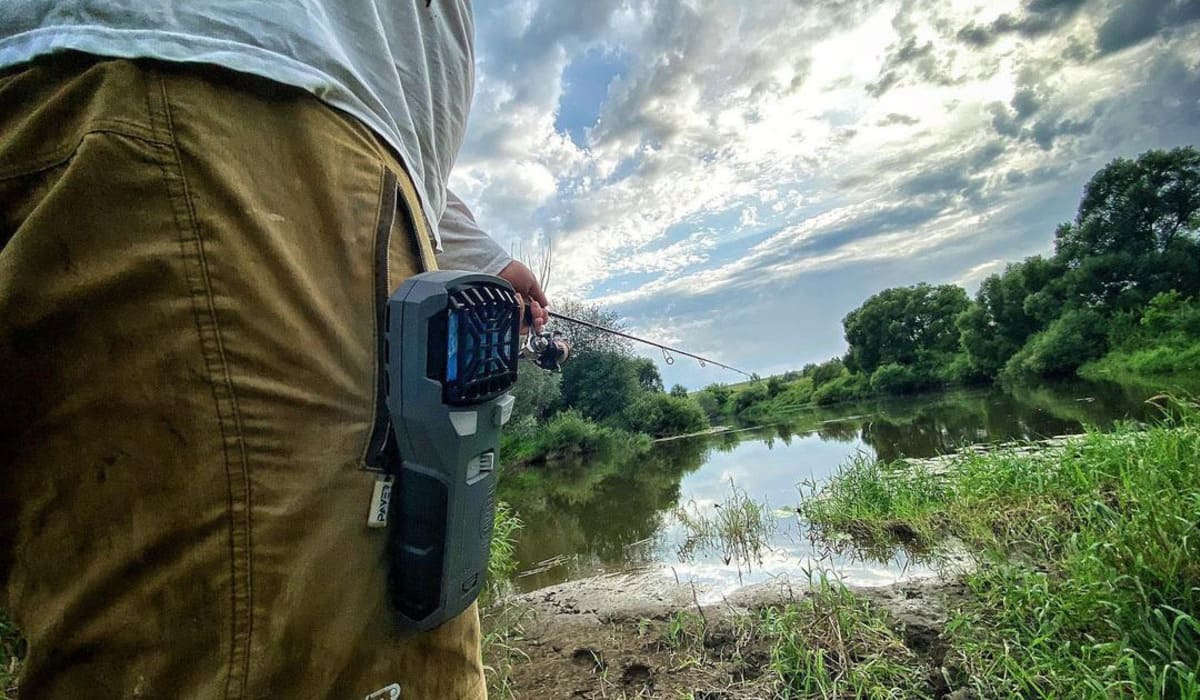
[483,395,1199,698]
[802,396,1200,697]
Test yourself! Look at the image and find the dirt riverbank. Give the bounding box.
[489,571,968,699]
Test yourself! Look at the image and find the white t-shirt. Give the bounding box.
[0,0,510,273]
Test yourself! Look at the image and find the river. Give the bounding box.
[498,377,1191,597]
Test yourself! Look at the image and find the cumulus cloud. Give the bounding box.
[956,0,1090,47]
[456,0,1200,385]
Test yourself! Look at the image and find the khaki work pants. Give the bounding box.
[0,56,484,699]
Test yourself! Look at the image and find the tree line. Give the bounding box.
[886,148,1196,381]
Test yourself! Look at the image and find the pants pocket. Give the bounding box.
[365,170,400,472]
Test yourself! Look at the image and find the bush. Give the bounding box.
[733,381,770,414]
[693,390,722,419]
[511,368,561,421]
[1002,308,1108,380]
[622,393,709,438]
[812,372,869,405]
[731,377,819,423]
[536,410,616,453]
[868,363,929,395]
[809,358,846,388]
[1139,291,1200,339]
[942,352,991,386]
[505,409,640,463]
[1083,292,1200,378]
[703,383,732,412]
[775,378,815,408]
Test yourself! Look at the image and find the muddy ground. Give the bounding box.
[488,572,968,699]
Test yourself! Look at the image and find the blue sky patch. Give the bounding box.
[556,47,629,148]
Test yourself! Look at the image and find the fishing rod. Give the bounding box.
[526,309,754,379]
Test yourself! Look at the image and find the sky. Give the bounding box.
[452,0,1200,389]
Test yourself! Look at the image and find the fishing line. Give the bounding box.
[545,310,752,378]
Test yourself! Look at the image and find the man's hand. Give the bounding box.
[498,260,549,333]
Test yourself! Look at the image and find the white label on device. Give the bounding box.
[364,683,401,700]
[366,475,394,529]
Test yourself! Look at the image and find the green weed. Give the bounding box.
[664,609,707,652]
[480,602,533,700]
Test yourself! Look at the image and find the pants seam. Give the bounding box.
[0,123,169,181]
[145,69,254,700]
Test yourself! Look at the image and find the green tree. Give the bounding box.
[559,351,642,423]
[869,363,930,394]
[632,357,663,393]
[669,384,690,398]
[511,365,562,421]
[957,256,1061,377]
[693,390,721,418]
[843,284,970,374]
[550,298,633,356]
[703,383,731,412]
[766,375,785,397]
[733,382,769,414]
[1139,291,1200,339]
[809,358,845,388]
[1053,147,1200,312]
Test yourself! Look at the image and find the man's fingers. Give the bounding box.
[498,259,551,309]
[497,260,550,332]
[530,283,549,309]
[530,300,546,333]
[515,295,545,334]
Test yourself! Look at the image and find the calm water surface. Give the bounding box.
[499,378,1182,596]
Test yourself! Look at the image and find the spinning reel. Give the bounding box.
[523,330,571,372]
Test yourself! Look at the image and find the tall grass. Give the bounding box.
[485,500,523,602]
[482,500,530,700]
[802,396,1200,697]
[761,575,927,699]
[0,612,20,700]
[674,479,775,576]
